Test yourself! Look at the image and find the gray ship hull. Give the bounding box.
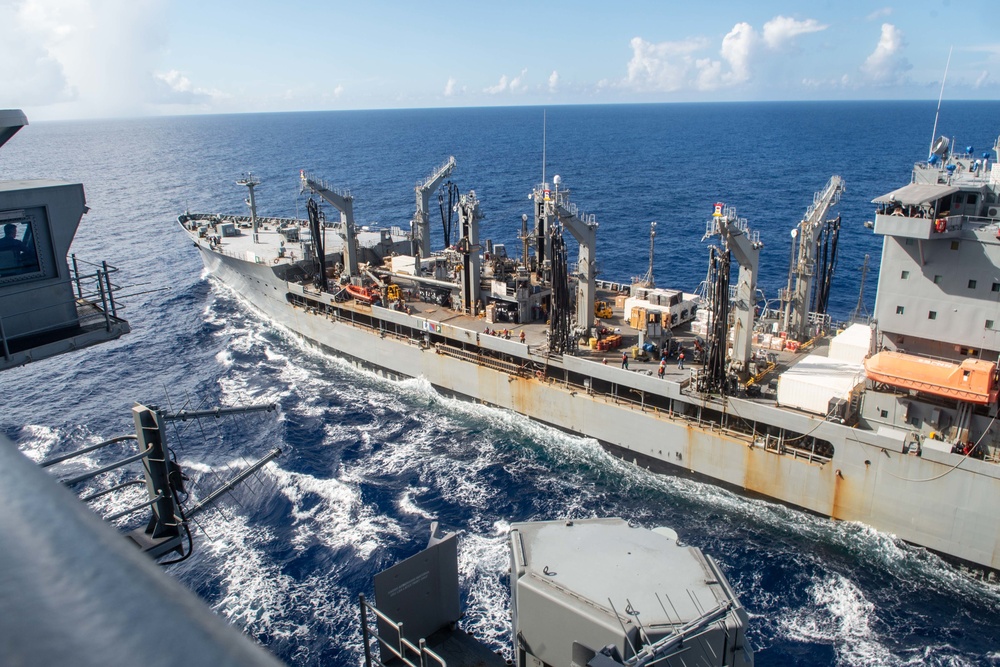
[196,244,1000,571]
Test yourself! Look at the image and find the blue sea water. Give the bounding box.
[3,101,1000,666]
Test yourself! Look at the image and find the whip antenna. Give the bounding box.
[928,46,953,157]
[541,109,546,185]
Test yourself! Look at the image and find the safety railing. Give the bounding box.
[359,594,447,667]
[1,255,127,362]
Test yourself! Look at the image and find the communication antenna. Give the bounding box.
[644,221,657,288]
[541,109,547,185]
[928,46,953,158]
[850,254,871,323]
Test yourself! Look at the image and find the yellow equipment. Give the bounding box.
[595,300,613,319]
[386,284,401,301]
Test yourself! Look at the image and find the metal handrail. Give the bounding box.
[359,594,448,667]
[1,256,126,355]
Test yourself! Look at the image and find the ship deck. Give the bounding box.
[192,216,822,401]
[322,283,808,398]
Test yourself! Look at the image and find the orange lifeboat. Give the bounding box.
[346,284,377,304]
[864,351,999,404]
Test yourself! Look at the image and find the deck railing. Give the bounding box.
[1,255,126,362]
[359,594,447,667]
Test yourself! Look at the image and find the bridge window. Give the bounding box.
[928,311,937,320]
[933,275,942,284]
[969,279,977,289]
[987,319,994,329]
[896,306,905,314]
[993,282,1000,293]
[900,270,909,279]
[951,241,960,250]
[0,218,41,280]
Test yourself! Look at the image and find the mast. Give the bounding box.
[850,254,870,323]
[237,173,261,243]
[541,109,546,186]
[928,46,953,157]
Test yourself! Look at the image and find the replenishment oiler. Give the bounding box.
[181,133,1000,572]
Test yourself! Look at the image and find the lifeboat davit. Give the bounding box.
[864,351,999,404]
[346,284,377,303]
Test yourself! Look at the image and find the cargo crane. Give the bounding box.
[455,190,484,315]
[533,176,598,340]
[780,175,845,341]
[305,198,327,292]
[413,156,456,259]
[703,203,761,376]
[300,171,359,279]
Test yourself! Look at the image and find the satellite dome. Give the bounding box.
[932,136,950,157]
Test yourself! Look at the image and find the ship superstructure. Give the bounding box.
[180,135,1000,571]
[0,109,129,369]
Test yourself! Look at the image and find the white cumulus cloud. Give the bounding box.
[761,16,827,50]
[484,69,528,94]
[152,70,215,104]
[444,76,457,96]
[1,0,225,118]
[484,74,509,94]
[0,1,75,106]
[861,23,911,83]
[626,36,709,91]
[548,70,559,92]
[625,15,826,93]
[509,68,528,93]
[720,22,756,82]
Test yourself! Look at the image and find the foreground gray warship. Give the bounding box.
[181,134,1000,572]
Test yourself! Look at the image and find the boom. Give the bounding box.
[413,156,456,258]
[300,171,359,279]
[534,176,598,339]
[704,203,761,375]
[781,175,845,341]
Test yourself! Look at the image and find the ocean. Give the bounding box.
[3,101,1000,666]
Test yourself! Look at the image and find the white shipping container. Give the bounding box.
[777,355,865,415]
[829,323,872,365]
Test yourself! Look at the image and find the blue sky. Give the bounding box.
[1,0,997,120]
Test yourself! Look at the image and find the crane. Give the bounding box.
[780,175,845,341]
[703,203,762,376]
[455,190,484,314]
[299,170,359,279]
[413,156,456,259]
[534,176,598,339]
